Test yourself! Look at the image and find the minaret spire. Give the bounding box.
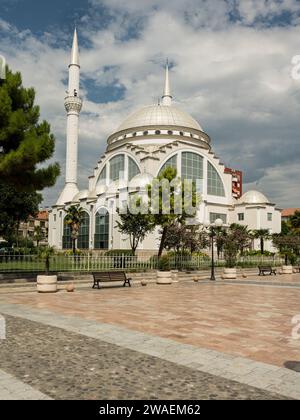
[162,60,172,106]
[70,28,80,67]
[57,28,83,205]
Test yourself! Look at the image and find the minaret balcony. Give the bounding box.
[64,95,83,113]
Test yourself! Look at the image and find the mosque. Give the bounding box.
[48,30,281,252]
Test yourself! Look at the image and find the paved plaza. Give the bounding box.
[0,273,300,400]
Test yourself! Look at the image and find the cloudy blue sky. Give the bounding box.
[0,0,300,208]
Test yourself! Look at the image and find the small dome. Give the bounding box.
[73,189,88,202]
[239,190,269,205]
[117,105,203,132]
[129,173,153,190]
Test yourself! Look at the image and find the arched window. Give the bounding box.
[97,166,106,184]
[207,162,225,197]
[109,155,125,182]
[94,209,109,249]
[77,212,90,249]
[155,130,161,135]
[143,131,149,136]
[128,157,140,181]
[168,130,173,136]
[62,217,72,249]
[158,155,178,176]
[181,152,203,182]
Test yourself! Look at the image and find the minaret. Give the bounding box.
[57,28,82,205]
[161,60,172,106]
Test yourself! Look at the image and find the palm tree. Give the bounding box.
[230,224,251,255]
[38,246,55,274]
[34,226,44,248]
[252,229,270,255]
[64,205,85,255]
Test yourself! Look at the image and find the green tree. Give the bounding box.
[231,224,251,255]
[221,224,252,268]
[272,233,300,265]
[0,181,42,241]
[116,197,155,255]
[34,225,44,248]
[64,205,85,255]
[148,167,200,258]
[252,229,270,255]
[215,227,225,259]
[38,246,55,275]
[0,67,60,191]
[289,210,300,234]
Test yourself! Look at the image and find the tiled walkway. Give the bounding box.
[3,279,300,367]
[0,276,299,399]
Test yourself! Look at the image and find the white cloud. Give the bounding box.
[0,1,299,209]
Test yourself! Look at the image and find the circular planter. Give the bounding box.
[37,275,58,293]
[281,265,293,275]
[222,268,237,280]
[156,271,173,285]
[141,280,148,287]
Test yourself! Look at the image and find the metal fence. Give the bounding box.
[0,254,285,274]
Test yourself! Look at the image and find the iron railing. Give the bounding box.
[0,254,285,273]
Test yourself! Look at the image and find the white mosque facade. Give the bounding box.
[48,30,282,253]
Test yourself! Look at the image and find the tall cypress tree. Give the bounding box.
[0,67,60,191]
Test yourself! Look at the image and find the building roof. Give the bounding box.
[116,63,203,133]
[117,104,203,132]
[238,190,269,205]
[281,208,300,217]
[28,210,49,221]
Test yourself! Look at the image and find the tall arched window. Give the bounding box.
[94,209,109,249]
[109,155,125,181]
[128,157,140,181]
[62,217,72,249]
[158,155,178,176]
[98,166,106,184]
[207,162,225,197]
[77,212,90,249]
[181,152,203,182]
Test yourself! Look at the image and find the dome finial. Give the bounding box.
[70,27,80,67]
[162,59,172,106]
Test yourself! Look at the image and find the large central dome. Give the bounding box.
[117,104,203,132]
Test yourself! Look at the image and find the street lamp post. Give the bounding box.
[210,218,224,281]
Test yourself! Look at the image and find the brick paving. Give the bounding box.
[3,278,300,367]
[0,315,286,400]
[0,276,299,400]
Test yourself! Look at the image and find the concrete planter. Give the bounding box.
[156,271,173,285]
[37,275,58,293]
[222,268,237,279]
[282,265,293,275]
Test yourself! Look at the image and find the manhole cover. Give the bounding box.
[284,361,300,372]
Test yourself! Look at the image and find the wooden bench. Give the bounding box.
[92,271,132,289]
[258,266,277,276]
